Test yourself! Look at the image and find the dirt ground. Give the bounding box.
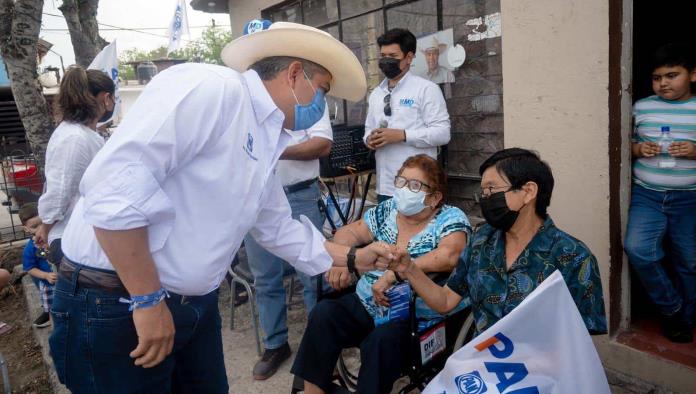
[0,245,52,393]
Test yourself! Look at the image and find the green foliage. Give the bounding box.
[117,23,232,80]
[173,24,232,65]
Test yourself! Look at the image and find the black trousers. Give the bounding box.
[291,292,410,394]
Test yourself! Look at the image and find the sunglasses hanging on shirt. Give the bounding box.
[383,92,392,117]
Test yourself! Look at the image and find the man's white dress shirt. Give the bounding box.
[277,107,332,187]
[364,72,450,196]
[38,122,105,244]
[62,63,332,296]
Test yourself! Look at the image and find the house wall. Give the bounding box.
[500,0,693,391]
[227,0,280,36]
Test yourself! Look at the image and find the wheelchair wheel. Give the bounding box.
[453,313,476,351]
[336,348,360,391]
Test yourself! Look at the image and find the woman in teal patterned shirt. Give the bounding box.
[292,155,471,394]
[390,148,608,337]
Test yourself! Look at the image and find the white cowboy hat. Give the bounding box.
[420,36,448,54]
[221,21,367,102]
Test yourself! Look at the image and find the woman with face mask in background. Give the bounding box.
[387,148,608,343]
[34,65,115,266]
[292,154,471,394]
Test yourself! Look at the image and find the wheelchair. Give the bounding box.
[292,272,476,394]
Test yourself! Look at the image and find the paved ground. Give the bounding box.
[22,271,665,394]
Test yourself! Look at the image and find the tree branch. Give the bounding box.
[60,0,107,67]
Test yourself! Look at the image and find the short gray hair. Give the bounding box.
[249,56,329,80]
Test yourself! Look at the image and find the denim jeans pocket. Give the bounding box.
[48,310,70,384]
[87,314,137,357]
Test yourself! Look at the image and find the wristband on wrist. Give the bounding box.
[120,288,170,312]
[346,246,358,275]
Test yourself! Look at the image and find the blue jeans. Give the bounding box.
[244,181,325,349]
[625,184,696,324]
[49,264,228,393]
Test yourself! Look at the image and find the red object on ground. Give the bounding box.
[2,159,43,194]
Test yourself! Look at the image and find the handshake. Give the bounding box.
[326,242,413,290]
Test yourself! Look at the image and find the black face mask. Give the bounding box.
[480,191,519,232]
[98,108,114,123]
[379,57,403,79]
[98,95,114,123]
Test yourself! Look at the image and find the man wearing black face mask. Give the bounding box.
[388,148,608,338]
[364,28,451,202]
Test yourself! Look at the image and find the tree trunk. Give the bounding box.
[59,0,107,67]
[0,0,54,168]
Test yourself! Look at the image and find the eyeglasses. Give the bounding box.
[473,185,514,202]
[383,93,391,117]
[394,176,432,193]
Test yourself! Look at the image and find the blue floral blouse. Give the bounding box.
[447,217,608,336]
[356,198,472,327]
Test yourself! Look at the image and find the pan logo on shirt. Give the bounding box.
[399,98,415,107]
[243,132,258,161]
[454,371,487,394]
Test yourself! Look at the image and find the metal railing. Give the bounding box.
[0,151,43,244]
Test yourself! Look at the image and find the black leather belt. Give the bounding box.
[59,258,127,293]
[283,177,318,194]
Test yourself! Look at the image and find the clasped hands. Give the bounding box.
[326,242,413,292]
[365,128,405,150]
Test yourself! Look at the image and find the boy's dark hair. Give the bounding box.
[651,43,695,72]
[18,203,39,225]
[479,148,555,218]
[377,28,417,56]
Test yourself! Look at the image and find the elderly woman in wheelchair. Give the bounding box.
[291,155,472,394]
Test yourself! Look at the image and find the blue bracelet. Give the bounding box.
[119,288,170,311]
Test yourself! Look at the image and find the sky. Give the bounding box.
[39,0,231,70]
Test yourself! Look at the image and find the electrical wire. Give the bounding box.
[41,25,230,31]
[41,12,228,40]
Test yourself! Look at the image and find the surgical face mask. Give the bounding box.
[479,191,519,232]
[379,57,403,80]
[394,186,428,216]
[290,71,327,131]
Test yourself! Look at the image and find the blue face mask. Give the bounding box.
[291,71,326,131]
[394,186,429,216]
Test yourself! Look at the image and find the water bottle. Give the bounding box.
[658,126,676,168]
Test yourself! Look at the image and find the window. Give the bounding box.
[342,11,384,125]
[303,0,338,26]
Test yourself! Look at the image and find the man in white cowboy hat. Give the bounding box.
[50,20,392,392]
[421,35,455,84]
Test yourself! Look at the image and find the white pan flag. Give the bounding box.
[423,270,610,394]
[167,0,190,54]
[88,40,120,126]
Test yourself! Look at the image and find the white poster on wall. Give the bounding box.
[412,28,466,84]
